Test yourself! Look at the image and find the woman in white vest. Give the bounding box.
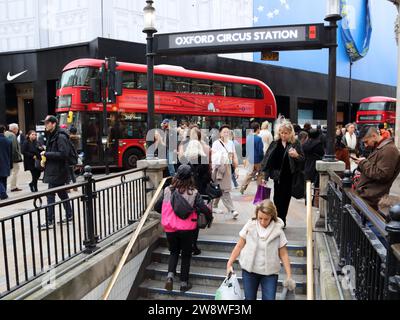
[226,200,293,300]
[342,123,358,171]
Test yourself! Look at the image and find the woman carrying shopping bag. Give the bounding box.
[154,165,212,292]
[226,200,294,300]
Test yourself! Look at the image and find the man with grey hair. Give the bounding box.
[353,126,400,210]
[5,123,23,192]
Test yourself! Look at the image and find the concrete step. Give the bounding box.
[145,262,307,294]
[152,247,307,275]
[138,279,306,300]
[158,236,307,257]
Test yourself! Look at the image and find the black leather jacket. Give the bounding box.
[260,139,305,180]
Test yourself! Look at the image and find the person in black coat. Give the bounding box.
[40,116,73,230]
[22,130,44,192]
[0,125,13,200]
[303,129,325,187]
[260,121,305,227]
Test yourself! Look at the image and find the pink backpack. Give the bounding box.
[161,188,198,233]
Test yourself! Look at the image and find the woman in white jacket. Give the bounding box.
[226,200,294,300]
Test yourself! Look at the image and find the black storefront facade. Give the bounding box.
[0,37,395,133]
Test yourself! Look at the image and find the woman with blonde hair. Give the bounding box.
[260,120,305,227]
[226,200,293,300]
[259,121,273,154]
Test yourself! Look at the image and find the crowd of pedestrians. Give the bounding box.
[0,116,80,231]
[2,114,400,300]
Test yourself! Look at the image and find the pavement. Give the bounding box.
[201,166,307,244]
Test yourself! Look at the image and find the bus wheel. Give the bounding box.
[123,149,144,169]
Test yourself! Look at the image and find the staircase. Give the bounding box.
[137,236,308,300]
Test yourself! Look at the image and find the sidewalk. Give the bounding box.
[201,166,307,243]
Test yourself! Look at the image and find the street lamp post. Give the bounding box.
[323,0,342,161]
[389,0,400,148]
[143,0,157,159]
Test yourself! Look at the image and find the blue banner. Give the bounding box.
[340,0,372,62]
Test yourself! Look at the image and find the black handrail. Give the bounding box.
[0,166,149,298]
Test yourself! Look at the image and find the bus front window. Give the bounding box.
[60,67,99,88]
[359,102,387,111]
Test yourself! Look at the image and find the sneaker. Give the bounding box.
[39,222,54,231]
[232,211,239,219]
[0,195,8,200]
[11,188,22,192]
[239,187,245,195]
[57,216,73,225]
[192,247,201,256]
[212,208,223,214]
[165,277,173,291]
[180,282,193,292]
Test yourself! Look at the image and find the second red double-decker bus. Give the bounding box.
[56,58,277,169]
[356,96,396,128]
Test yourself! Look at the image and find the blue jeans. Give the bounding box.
[46,183,73,223]
[0,177,7,199]
[242,270,278,300]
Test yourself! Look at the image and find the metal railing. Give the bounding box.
[306,181,314,300]
[326,170,400,300]
[0,166,148,298]
[101,176,170,300]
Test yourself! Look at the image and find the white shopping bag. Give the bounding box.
[215,273,243,300]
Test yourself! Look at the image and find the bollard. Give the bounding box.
[384,204,400,299]
[83,166,99,253]
[342,170,353,189]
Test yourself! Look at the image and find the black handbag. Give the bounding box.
[34,158,44,172]
[197,213,209,229]
[291,171,305,199]
[170,189,194,220]
[205,181,223,199]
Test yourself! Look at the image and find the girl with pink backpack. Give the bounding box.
[154,165,212,292]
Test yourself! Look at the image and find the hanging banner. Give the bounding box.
[340,0,372,62]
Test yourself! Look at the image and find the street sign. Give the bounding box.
[155,24,326,55]
[261,51,279,61]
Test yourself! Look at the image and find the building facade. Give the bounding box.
[0,0,397,131]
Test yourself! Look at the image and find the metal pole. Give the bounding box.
[348,61,353,124]
[101,62,110,175]
[324,20,339,161]
[395,6,400,148]
[306,181,314,300]
[146,31,156,158]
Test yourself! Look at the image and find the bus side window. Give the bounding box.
[122,71,136,89]
[137,74,147,90]
[242,85,256,99]
[164,76,176,92]
[389,102,396,112]
[155,75,163,91]
[256,87,264,99]
[233,83,242,98]
[212,82,226,96]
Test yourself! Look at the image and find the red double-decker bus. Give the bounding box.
[356,96,396,127]
[56,58,277,169]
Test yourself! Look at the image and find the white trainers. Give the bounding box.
[213,208,224,214]
[231,211,239,219]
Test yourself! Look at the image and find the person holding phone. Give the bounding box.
[355,127,400,210]
[260,120,305,228]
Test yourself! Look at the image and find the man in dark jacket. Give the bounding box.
[354,127,400,210]
[40,116,73,230]
[0,125,13,200]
